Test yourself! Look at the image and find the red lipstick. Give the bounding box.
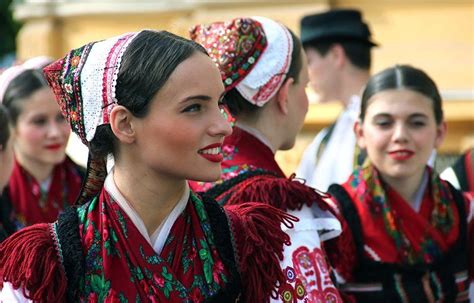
[388,149,414,161]
[198,143,223,163]
[45,143,63,150]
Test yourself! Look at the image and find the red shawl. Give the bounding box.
[7,156,83,226]
[325,165,472,281]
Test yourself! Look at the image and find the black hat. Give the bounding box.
[300,9,378,47]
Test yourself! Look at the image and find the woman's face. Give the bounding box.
[355,89,446,183]
[131,52,233,182]
[0,133,14,191]
[283,50,310,150]
[13,87,71,168]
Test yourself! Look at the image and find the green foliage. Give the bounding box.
[0,0,22,56]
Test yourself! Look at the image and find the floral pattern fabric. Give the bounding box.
[77,188,229,302]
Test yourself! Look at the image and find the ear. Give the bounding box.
[276,77,294,115]
[109,105,135,144]
[354,120,366,149]
[434,121,447,149]
[331,44,346,68]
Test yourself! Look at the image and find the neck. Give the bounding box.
[381,170,426,207]
[113,158,187,235]
[338,68,370,108]
[15,152,55,183]
[237,104,288,152]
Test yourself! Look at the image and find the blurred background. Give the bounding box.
[1,0,473,174]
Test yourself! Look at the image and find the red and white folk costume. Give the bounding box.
[190,17,343,303]
[325,164,473,302]
[0,30,298,303]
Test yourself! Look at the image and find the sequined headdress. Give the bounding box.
[43,32,140,204]
[190,16,293,106]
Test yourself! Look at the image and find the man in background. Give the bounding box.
[297,9,378,191]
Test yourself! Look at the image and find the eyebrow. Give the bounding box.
[181,91,226,103]
[372,112,429,119]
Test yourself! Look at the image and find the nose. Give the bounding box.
[392,122,409,143]
[208,106,233,137]
[47,120,65,139]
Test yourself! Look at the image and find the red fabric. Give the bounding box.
[344,179,460,264]
[78,190,229,301]
[464,149,474,192]
[220,127,285,177]
[0,223,67,302]
[325,171,466,281]
[8,157,82,225]
[225,202,297,303]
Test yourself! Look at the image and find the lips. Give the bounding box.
[45,143,63,150]
[388,149,414,161]
[198,143,224,163]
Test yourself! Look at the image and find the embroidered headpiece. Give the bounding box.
[190,16,293,106]
[43,32,140,204]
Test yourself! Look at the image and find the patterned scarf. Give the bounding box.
[344,163,458,264]
[77,188,229,302]
[7,156,83,226]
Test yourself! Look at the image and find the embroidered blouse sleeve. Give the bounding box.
[0,283,32,302]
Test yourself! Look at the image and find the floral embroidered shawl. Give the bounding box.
[77,188,229,302]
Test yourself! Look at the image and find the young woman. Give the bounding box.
[0,30,296,302]
[190,17,343,302]
[0,104,14,241]
[324,65,473,302]
[0,68,84,228]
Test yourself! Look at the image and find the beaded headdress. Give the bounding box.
[43,32,140,204]
[190,16,293,106]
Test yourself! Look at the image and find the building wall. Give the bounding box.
[13,0,474,173]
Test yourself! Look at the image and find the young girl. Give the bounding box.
[0,30,296,302]
[325,65,473,302]
[0,68,84,228]
[190,17,343,302]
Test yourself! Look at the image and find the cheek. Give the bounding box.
[17,126,45,145]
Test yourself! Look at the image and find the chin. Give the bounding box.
[280,139,296,151]
[194,169,222,182]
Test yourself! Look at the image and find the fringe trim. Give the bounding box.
[225,202,298,302]
[0,223,67,302]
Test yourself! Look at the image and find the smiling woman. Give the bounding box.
[324,65,474,302]
[0,30,297,302]
[0,67,84,232]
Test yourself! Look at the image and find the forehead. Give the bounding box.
[152,52,224,105]
[18,88,59,116]
[365,89,435,117]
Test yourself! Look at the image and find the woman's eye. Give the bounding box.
[182,104,202,113]
[410,120,426,128]
[32,118,47,126]
[374,120,391,128]
[56,114,66,123]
